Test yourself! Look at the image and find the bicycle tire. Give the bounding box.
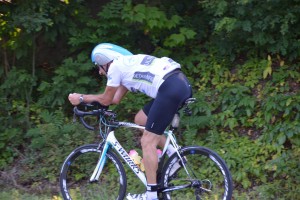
[160,146,233,200]
[60,144,127,200]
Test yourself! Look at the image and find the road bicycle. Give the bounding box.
[59,98,233,200]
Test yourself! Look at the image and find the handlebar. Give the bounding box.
[73,103,115,131]
[73,98,196,131]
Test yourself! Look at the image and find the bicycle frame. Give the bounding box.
[89,121,190,187]
[61,98,234,199]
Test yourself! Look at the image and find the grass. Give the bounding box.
[0,189,62,200]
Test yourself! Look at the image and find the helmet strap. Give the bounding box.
[105,60,113,74]
[99,65,107,74]
[96,60,113,75]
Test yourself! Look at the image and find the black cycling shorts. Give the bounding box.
[142,71,192,135]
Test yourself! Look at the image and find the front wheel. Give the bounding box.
[59,144,127,200]
[160,146,233,200]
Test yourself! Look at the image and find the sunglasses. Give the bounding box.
[95,63,103,70]
[95,63,109,74]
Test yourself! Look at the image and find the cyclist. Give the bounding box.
[68,43,192,200]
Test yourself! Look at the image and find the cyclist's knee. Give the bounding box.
[141,131,160,150]
[135,109,147,126]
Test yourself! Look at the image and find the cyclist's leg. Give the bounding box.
[134,109,147,127]
[145,73,192,135]
[129,72,192,199]
[135,107,167,148]
[141,72,192,181]
[141,130,162,184]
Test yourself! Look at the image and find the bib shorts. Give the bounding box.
[142,70,192,135]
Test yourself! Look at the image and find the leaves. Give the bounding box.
[123,3,182,30]
[164,28,196,47]
[1,68,36,98]
[0,1,300,199]
[263,55,272,79]
[214,17,238,33]
[37,56,98,108]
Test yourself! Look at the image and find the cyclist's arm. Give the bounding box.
[112,85,128,104]
[88,86,119,106]
[68,86,118,106]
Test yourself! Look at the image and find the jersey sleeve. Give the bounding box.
[106,63,122,87]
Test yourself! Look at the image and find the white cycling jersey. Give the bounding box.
[106,54,181,98]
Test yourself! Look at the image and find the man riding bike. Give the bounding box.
[68,43,192,200]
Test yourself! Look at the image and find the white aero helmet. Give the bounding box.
[91,43,133,66]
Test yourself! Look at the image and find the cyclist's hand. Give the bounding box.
[68,93,82,105]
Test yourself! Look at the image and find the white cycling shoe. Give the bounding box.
[126,157,187,200]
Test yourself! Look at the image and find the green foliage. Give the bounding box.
[0,189,54,200]
[163,27,196,47]
[178,55,299,199]
[23,110,97,186]
[37,54,99,108]
[114,92,148,121]
[123,3,181,30]
[0,128,23,168]
[122,1,197,52]
[0,99,35,169]
[12,1,53,34]
[217,84,256,129]
[68,0,134,48]
[208,132,277,188]
[202,0,300,60]
[235,58,266,88]
[1,68,36,99]
[0,0,300,199]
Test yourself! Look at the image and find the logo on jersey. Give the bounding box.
[141,56,155,66]
[133,72,155,84]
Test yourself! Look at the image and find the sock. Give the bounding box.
[166,144,176,157]
[146,184,158,200]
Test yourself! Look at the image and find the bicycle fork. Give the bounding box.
[89,131,147,186]
[89,141,110,182]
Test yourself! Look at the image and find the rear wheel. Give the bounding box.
[160,146,233,200]
[60,144,127,200]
